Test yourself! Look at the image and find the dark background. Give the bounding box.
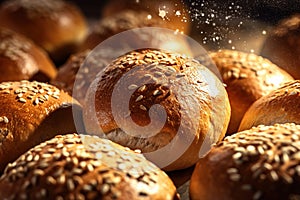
[69,0,300,24]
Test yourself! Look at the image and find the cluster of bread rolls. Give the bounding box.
[0,0,299,199]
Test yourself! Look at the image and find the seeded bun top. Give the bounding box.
[261,14,300,79]
[0,28,57,82]
[190,123,300,200]
[0,134,178,200]
[0,81,81,172]
[83,48,230,171]
[239,80,300,131]
[210,49,293,134]
[0,0,88,63]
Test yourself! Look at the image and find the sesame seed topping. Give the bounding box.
[18,98,27,103]
[128,84,138,90]
[139,105,147,111]
[135,95,144,102]
[153,89,162,96]
[253,191,262,200]
[138,85,146,92]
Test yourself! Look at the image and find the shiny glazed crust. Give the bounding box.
[0,0,88,62]
[210,49,293,134]
[0,81,81,172]
[83,49,231,171]
[190,123,300,200]
[0,28,57,82]
[239,80,300,131]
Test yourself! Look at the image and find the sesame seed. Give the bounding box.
[138,85,146,92]
[282,153,290,163]
[270,170,279,181]
[140,105,147,111]
[18,98,27,103]
[87,163,94,172]
[118,163,127,170]
[67,179,75,191]
[82,184,93,192]
[229,173,241,181]
[281,173,293,184]
[226,168,238,174]
[241,184,252,190]
[153,90,162,96]
[257,146,265,154]
[233,152,243,160]
[128,84,138,90]
[135,95,143,102]
[100,184,110,194]
[33,169,45,176]
[57,175,66,184]
[253,191,262,200]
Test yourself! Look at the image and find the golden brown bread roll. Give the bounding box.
[51,49,109,105]
[261,14,300,79]
[190,123,300,200]
[79,10,192,56]
[0,134,179,200]
[101,0,191,34]
[239,80,300,131]
[0,0,88,63]
[83,49,231,171]
[0,28,57,82]
[0,80,82,173]
[210,49,293,134]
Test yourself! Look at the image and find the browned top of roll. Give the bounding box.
[239,80,300,131]
[0,80,80,172]
[0,134,178,200]
[210,49,293,134]
[79,10,192,56]
[83,48,230,171]
[0,28,57,82]
[52,49,110,105]
[0,0,88,63]
[190,123,300,200]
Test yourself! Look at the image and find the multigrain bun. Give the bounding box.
[261,14,300,79]
[239,80,300,131]
[210,49,293,134]
[0,0,88,63]
[101,0,191,34]
[0,134,179,200]
[79,10,192,56]
[51,49,109,105]
[83,49,231,171]
[0,81,82,173]
[0,28,57,82]
[190,123,300,200]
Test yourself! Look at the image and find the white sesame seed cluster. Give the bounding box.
[0,134,177,200]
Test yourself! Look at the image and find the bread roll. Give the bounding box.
[51,49,109,105]
[0,28,57,82]
[83,49,231,171]
[239,80,300,131]
[0,133,179,200]
[261,14,300,79]
[210,49,293,134]
[0,80,82,173]
[101,0,191,34]
[79,10,192,56]
[0,0,88,63]
[190,123,300,200]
